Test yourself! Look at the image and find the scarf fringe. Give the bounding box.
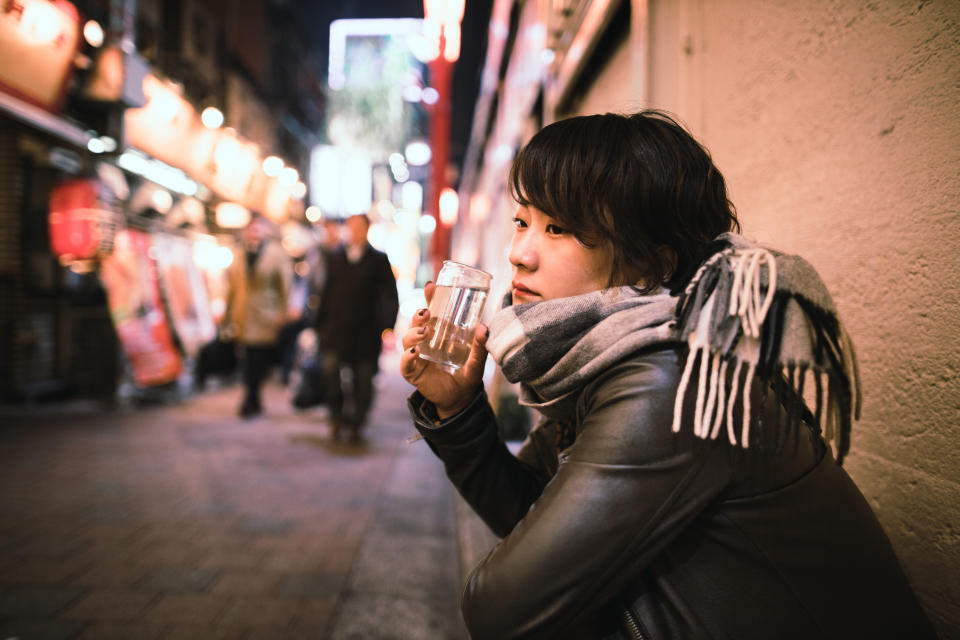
[673,246,860,464]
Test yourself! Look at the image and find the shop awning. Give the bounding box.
[0,90,91,149]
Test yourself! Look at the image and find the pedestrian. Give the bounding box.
[400,111,935,639]
[286,217,343,409]
[278,220,338,386]
[304,216,344,323]
[316,213,399,441]
[225,215,292,418]
[278,266,308,387]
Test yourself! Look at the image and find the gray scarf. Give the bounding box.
[486,233,861,463]
[486,287,676,419]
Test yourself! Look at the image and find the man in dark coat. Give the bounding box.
[315,214,399,441]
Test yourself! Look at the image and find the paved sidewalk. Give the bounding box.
[0,354,480,639]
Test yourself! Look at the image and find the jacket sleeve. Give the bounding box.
[409,389,554,537]
[375,252,399,332]
[459,350,735,640]
[314,249,335,329]
[223,250,242,335]
[275,243,293,318]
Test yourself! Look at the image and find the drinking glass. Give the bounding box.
[419,261,492,370]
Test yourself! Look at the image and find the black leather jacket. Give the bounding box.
[410,345,934,640]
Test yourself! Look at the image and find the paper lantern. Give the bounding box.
[48,178,121,260]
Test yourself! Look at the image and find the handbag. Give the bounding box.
[195,334,237,389]
[290,328,325,409]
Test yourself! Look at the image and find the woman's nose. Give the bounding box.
[508,232,538,271]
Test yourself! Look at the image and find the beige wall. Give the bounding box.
[464,0,958,628]
[600,0,958,630]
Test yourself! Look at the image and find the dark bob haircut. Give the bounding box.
[509,110,739,293]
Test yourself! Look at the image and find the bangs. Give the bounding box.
[508,140,561,216]
[508,125,608,248]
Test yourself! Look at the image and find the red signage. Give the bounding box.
[48,178,120,260]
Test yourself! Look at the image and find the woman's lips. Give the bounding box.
[512,281,538,299]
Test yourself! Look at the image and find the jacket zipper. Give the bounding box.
[622,605,648,640]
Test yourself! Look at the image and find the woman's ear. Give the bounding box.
[626,246,678,288]
[657,245,678,282]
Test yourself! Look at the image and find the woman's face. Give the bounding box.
[508,205,614,303]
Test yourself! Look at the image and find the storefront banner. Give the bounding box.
[152,233,217,359]
[99,229,183,386]
[0,0,80,111]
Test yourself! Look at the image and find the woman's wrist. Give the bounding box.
[435,395,474,419]
[409,387,486,432]
[430,385,483,420]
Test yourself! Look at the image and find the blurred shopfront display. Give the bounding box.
[0,0,320,405]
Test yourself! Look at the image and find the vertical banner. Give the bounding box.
[152,233,217,359]
[99,229,182,386]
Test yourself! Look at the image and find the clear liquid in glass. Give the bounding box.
[419,284,488,370]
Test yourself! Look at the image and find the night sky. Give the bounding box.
[295,0,495,182]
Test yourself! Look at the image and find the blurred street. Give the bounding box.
[0,352,473,640]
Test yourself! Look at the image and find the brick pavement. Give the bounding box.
[0,354,475,640]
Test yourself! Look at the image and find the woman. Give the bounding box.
[400,111,934,639]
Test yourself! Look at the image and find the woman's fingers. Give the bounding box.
[475,322,489,346]
[404,281,434,347]
[400,321,429,350]
[409,306,429,328]
[471,322,490,358]
[460,323,490,379]
[401,283,436,384]
[400,343,426,383]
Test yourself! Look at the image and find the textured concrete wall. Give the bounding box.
[583,0,960,631]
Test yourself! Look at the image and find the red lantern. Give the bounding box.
[48,178,121,260]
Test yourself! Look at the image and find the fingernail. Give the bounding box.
[417,309,426,317]
[417,326,427,335]
[425,280,433,287]
[409,346,416,354]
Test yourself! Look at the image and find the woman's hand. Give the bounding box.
[400,281,489,418]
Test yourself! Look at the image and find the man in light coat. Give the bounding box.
[225,215,293,417]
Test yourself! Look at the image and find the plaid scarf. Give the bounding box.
[486,233,861,463]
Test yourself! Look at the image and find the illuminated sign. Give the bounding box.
[0,0,80,110]
[309,144,372,217]
[328,18,423,90]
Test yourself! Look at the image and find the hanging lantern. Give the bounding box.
[48,178,122,261]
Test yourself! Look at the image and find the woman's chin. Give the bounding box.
[512,290,539,304]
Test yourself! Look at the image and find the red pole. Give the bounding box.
[427,51,453,278]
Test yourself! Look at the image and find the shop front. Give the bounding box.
[0,0,306,405]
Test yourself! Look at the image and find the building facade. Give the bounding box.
[0,0,323,404]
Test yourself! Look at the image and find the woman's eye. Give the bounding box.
[512,217,527,229]
[545,224,566,235]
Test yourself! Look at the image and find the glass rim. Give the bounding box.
[440,260,492,278]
